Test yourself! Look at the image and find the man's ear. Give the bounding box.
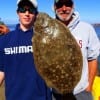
[71,4,74,11]
[52,5,56,12]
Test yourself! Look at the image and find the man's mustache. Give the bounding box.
[60,10,70,14]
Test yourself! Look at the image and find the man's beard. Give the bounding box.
[55,8,74,21]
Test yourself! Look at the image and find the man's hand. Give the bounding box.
[0,24,10,35]
[85,85,92,92]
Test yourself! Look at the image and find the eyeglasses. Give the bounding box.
[17,7,37,14]
[55,2,73,8]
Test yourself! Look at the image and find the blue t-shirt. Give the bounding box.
[0,24,52,100]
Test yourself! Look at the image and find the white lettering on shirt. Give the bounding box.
[4,46,33,55]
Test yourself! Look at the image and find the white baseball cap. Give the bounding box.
[54,0,73,5]
[17,0,38,8]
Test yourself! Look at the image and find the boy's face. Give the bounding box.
[17,6,37,28]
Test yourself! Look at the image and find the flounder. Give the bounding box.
[32,12,83,94]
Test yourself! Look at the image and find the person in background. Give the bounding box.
[0,24,9,34]
[0,0,52,100]
[52,0,100,100]
[0,21,9,100]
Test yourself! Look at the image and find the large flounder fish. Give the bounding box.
[32,12,83,94]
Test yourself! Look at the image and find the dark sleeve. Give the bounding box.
[0,51,4,72]
[0,36,5,72]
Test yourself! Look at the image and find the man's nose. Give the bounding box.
[62,5,67,10]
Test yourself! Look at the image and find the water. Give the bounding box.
[94,26,100,39]
[7,24,100,39]
[94,26,100,71]
[7,24,16,31]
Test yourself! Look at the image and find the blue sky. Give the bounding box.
[0,0,100,24]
